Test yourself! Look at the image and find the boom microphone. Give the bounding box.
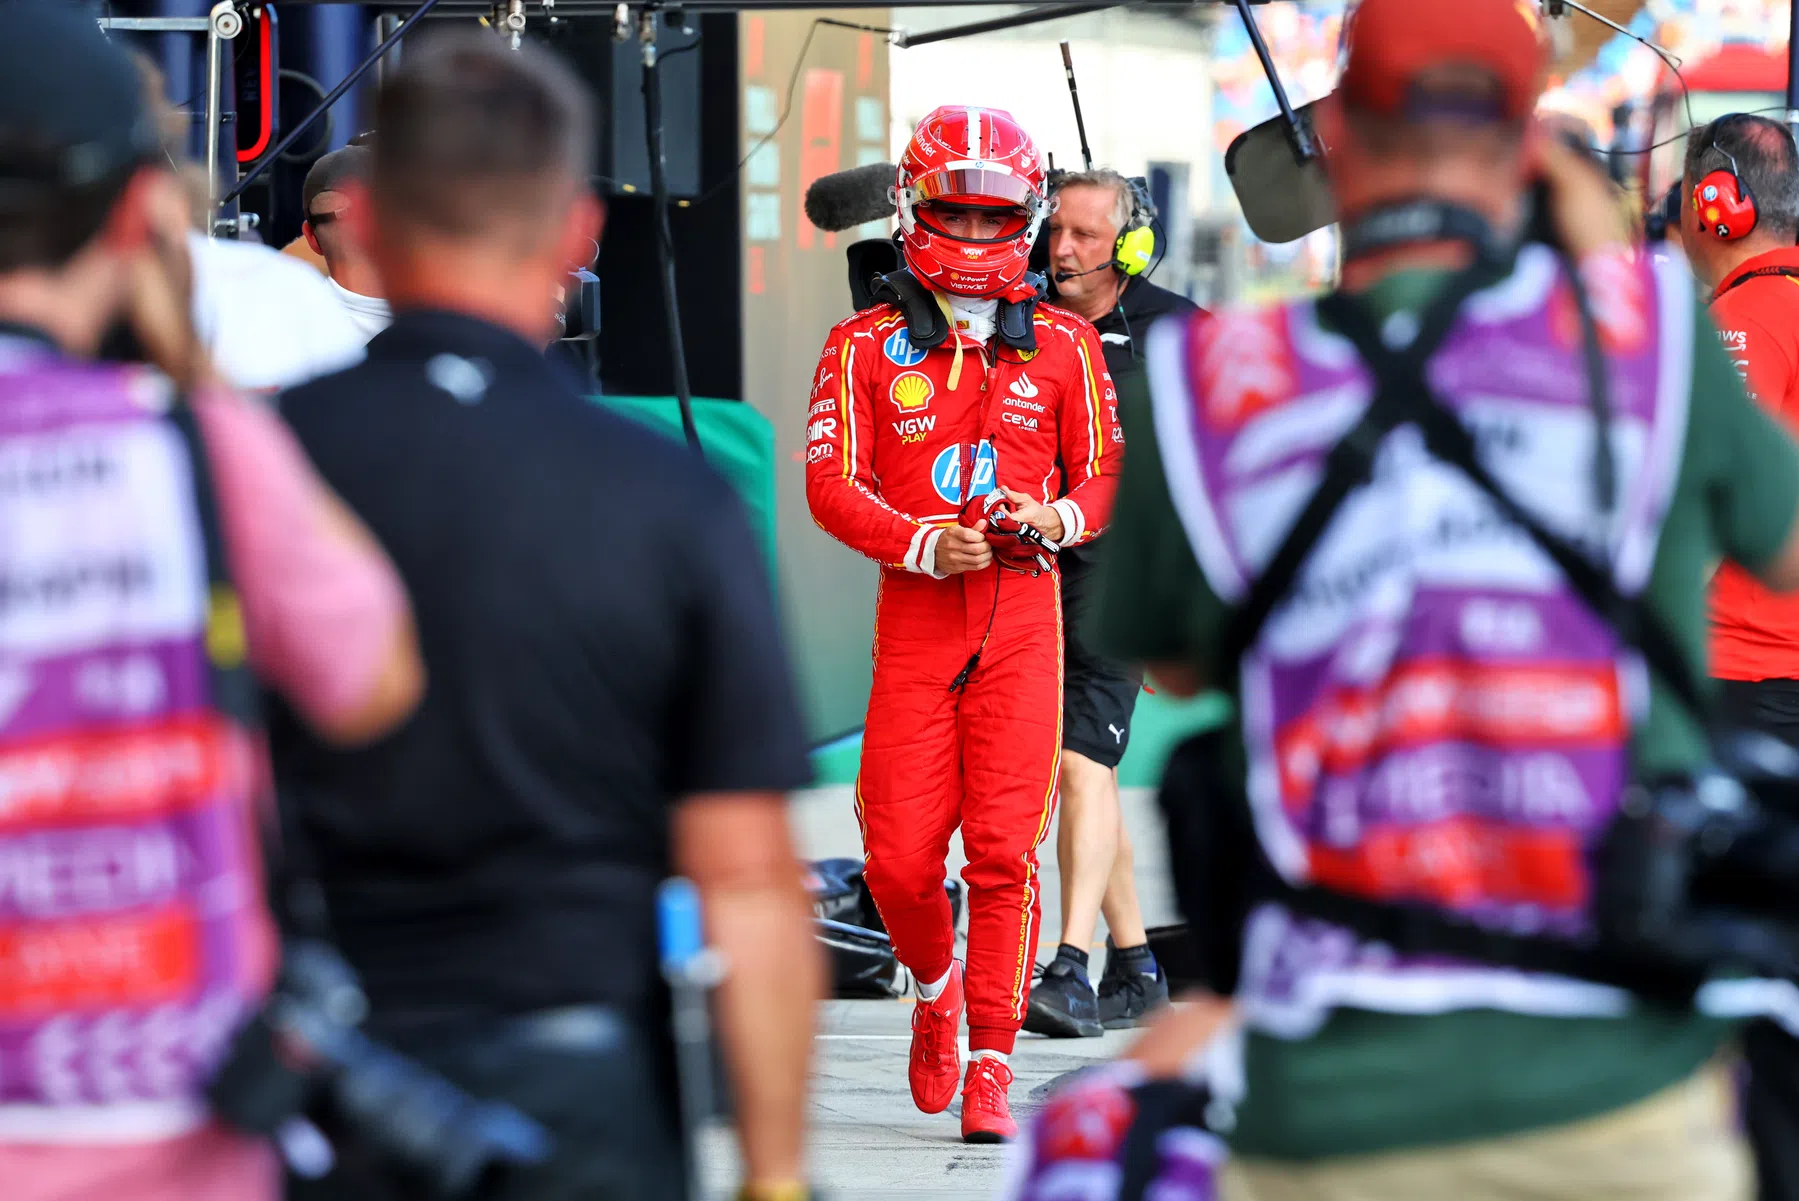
[1054,263,1115,283]
[804,161,898,233]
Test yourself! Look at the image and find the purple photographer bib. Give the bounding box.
[0,345,267,1135]
[1147,248,1696,1034]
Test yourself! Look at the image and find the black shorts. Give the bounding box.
[1060,545,1143,769]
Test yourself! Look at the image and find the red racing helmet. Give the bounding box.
[895,106,1050,298]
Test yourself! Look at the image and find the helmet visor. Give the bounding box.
[911,165,1040,210]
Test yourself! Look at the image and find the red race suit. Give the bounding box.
[1709,246,1799,681]
[806,303,1123,1054]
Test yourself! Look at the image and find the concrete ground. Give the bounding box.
[700,785,1178,1200]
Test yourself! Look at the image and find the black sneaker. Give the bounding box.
[1023,956,1103,1038]
[1097,941,1170,1029]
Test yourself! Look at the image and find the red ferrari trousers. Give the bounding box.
[856,565,1062,1055]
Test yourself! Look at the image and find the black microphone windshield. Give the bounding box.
[804,161,897,234]
[1054,264,1113,283]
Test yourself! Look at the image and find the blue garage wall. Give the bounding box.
[279,1,378,152]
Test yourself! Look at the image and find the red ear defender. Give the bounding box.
[1693,167,1759,241]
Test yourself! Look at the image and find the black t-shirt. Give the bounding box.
[1089,274,1201,381]
[273,310,811,1022]
[1061,275,1200,573]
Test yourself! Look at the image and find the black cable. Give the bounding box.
[1617,103,1799,158]
[1556,242,1616,517]
[948,565,1003,694]
[226,0,441,205]
[657,37,704,65]
[1583,24,1718,168]
[692,17,895,210]
[644,43,701,452]
[1568,2,1695,137]
[1482,5,1697,168]
[693,20,820,208]
[817,17,899,35]
[1143,212,1169,281]
[1062,41,1093,171]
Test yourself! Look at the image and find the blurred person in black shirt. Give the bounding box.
[1025,169,1199,1039]
[273,33,822,1201]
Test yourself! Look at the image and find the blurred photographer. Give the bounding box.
[1682,112,1799,1201]
[1024,169,1198,1039]
[275,32,821,1201]
[1009,1,1799,1199]
[0,9,421,1201]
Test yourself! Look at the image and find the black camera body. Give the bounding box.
[559,267,602,343]
[209,941,552,1199]
[1596,730,1799,987]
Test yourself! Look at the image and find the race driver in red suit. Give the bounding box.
[805,106,1123,1143]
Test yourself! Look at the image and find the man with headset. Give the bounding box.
[1682,112,1799,1201]
[1024,169,1199,1038]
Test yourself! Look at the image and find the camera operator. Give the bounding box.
[1681,112,1799,1201]
[1024,169,1198,1039]
[301,146,392,341]
[1014,1,1799,1198]
[274,33,821,1201]
[0,9,421,1200]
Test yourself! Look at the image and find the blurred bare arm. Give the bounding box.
[193,392,423,746]
[673,791,822,1190]
[307,597,423,746]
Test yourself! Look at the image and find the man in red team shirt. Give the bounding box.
[1681,111,1799,1201]
[1683,116,1799,734]
[805,106,1122,1142]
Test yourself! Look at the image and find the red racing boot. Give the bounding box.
[908,962,964,1114]
[961,1055,1017,1143]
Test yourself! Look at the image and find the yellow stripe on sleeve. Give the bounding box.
[1077,341,1103,479]
[839,339,855,479]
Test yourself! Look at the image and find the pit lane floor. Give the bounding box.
[699,785,1178,1201]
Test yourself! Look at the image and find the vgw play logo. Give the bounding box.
[931,443,996,506]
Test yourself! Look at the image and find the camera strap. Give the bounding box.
[1216,256,1714,1001]
[1216,262,1501,670]
[1312,281,1710,720]
[167,399,265,733]
[169,398,335,945]
[1223,254,1704,719]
